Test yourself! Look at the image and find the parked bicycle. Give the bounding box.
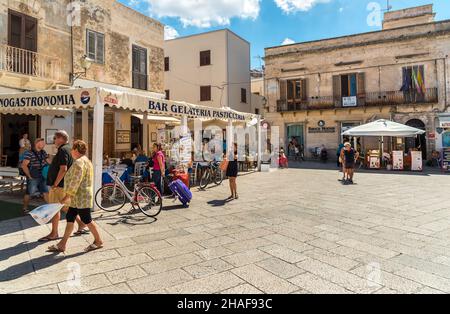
[94,170,162,218]
[199,161,223,190]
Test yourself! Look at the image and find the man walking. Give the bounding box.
[22,138,49,213]
[39,130,85,242]
[48,140,103,253]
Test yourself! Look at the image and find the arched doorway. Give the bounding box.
[405,119,426,159]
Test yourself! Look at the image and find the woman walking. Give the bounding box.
[226,143,239,199]
[152,143,166,194]
[48,140,103,253]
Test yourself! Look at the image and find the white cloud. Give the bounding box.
[339,7,344,13]
[146,0,261,28]
[281,38,295,45]
[275,0,332,14]
[164,25,180,40]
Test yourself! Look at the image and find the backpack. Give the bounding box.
[29,150,46,179]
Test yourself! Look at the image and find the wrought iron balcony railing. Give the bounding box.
[0,44,61,81]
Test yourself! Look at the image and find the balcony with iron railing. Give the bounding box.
[277,96,335,112]
[0,44,61,82]
[277,88,439,112]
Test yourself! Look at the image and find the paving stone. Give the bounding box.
[231,264,298,294]
[256,257,305,279]
[262,234,314,253]
[221,284,263,294]
[224,238,274,253]
[128,269,193,293]
[14,285,60,294]
[222,249,271,267]
[195,247,235,260]
[337,239,400,259]
[259,244,309,264]
[84,283,134,294]
[183,259,234,278]
[106,266,147,284]
[166,272,244,294]
[196,236,237,248]
[140,253,203,275]
[58,273,112,294]
[296,258,381,293]
[116,240,172,257]
[288,272,353,294]
[147,243,204,260]
[303,248,360,271]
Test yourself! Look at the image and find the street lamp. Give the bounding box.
[70,55,94,83]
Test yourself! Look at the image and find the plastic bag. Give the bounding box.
[29,203,64,225]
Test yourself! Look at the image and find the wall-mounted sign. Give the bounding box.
[318,120,326,127]
[308,127,336,134]
[116,130,131,144]
[342,96,357,107]
[428,133,436,140]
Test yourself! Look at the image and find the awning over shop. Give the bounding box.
[0,87,257,122]
[342,119,426,137]
[0,87,262,209]
[131,114,180,123]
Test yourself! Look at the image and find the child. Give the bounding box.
[279,148,289,169]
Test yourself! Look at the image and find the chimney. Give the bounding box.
[383,4,435,30]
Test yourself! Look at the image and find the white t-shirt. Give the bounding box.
[19,138,31,148]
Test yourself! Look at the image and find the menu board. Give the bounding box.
[369,157,380,169]
[411,151,423,171]
[392,151,404,170]
[443,148,450,170]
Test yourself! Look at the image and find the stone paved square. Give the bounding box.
[1,166,450,294]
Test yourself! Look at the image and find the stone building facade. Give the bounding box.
[264,5,450,161]
[0,0,165,164]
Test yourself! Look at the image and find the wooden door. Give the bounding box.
[103,123,114,158]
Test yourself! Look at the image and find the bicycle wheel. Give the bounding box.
[199,170,210,190]
[95,184,127,212]
[137,186,163,218]
[213,168,223,185]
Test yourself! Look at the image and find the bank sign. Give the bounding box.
[149,100,247,121]
[0,89,95,109]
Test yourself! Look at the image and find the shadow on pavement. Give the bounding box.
[207,199,234,207]
[94,212,157,227]
[0,250,85,282]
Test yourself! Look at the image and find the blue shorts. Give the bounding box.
[26,177,49,196]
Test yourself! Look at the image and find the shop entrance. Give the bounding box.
[286,124,304,158]
[131,115,143,151]
[405,119,426,159]
[1,114,40,167]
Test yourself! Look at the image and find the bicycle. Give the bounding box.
[94,170,162,218]
[199,161,223,190]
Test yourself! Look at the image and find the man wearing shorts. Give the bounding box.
[22,138,49,213]
[39,130,85,242]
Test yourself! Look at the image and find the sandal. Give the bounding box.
[47,244,65,253]
[74,229,90,236]
[85,243,104,253]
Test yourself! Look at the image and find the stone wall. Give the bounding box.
[72,0,164,93]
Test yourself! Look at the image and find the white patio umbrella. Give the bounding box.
[342,119,426,159]
[341,119,426,137]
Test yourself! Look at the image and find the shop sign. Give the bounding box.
[428,133,436,140]
[342,96,357,107]
[0,89,95,109]
[308,127,336,133]
[149,100,246,121]
[262,122,270,129]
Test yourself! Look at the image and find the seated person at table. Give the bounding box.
[120,153,134,168]
[135,151,149,164]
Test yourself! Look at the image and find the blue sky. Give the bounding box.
[119,0,450,68]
